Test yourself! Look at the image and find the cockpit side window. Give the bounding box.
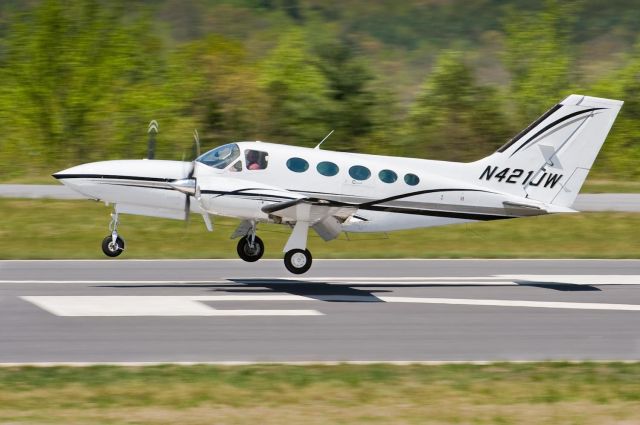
[197,144,240,169]
[245,149,269,170]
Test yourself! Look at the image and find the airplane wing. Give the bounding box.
[261,197,358,241]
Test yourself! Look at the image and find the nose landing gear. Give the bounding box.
[236,235,264,262]
[101,212,125,257]
[234,220,264,262]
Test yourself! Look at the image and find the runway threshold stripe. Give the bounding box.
[21,295,640,315]
[21,296,323,317]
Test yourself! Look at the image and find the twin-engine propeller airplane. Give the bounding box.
[54,94,622,274]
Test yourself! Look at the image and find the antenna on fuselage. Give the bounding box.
[314,129,334,150]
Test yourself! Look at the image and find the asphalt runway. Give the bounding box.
[1,259,639,364]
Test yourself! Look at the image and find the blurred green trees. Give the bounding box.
[406,51,509,161]
[502,0,576,123]
[0,0,638,180]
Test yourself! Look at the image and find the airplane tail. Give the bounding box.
[474,94,623,207]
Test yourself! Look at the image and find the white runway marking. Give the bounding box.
[379,297,640,311]
[499,275,640,285]
[195,294,640,311]
[21,292,640,317]
[21,296,323,317]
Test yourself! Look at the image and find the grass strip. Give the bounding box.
[0,363,639,424]
[0,198,639,259]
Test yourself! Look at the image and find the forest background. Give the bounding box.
[0,0,638,182]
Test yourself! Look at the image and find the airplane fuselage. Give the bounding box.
[55,141,553,234]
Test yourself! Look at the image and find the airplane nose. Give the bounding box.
[53,163,98,180]
[52,163,102,198]
[51,159,194,203]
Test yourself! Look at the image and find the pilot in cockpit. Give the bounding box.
[246,150,261,170]
[245,149,268,170]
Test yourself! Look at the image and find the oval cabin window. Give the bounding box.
[349,165,371,181]
[378,169,398,183]
[286,157,309,173]
[316,161,339,177]
[404,173,420,186]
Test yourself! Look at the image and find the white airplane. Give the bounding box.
[54,94,622,274]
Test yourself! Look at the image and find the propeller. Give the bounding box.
[170,129,212,231]
[171,130,201,222]
[185,130,202,221]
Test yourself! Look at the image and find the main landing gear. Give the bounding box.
[101,212,125,257]
[232,219,314,274]
[281,220,313,274]
[283,248,312,274]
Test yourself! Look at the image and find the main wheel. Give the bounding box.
[236,235,264,262]
[102,235,125,257]
[284,249,312,274]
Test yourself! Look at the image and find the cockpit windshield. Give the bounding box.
[197,144,240,169]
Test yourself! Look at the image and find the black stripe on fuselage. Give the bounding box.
[105,182,174,191]
[52,173,176,182]
[361,205,511,221]
[200,189,298,201]
[358,188,495,207]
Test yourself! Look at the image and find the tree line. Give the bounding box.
[0,0,638,180]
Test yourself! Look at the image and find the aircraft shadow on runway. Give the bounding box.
[95,279,389,302]
[512,281,601,291]
[94,278,602,304]
[228,279,386,302]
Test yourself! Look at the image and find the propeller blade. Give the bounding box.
[181,129,202,224]
[185,192,191,224]
[193,129,201,158]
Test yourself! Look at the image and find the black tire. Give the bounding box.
[101,235,125,257]
[236,235,264,262]
[284,249,312,274]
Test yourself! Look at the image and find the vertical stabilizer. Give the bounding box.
[475,95,623,207]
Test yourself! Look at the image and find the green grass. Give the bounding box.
[1,363,639,424]
[1,198,639,259]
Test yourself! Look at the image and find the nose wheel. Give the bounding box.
[284,249,312,274]
[102,234,125,257]
[237,235,264,262]
[101,211,125,257]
